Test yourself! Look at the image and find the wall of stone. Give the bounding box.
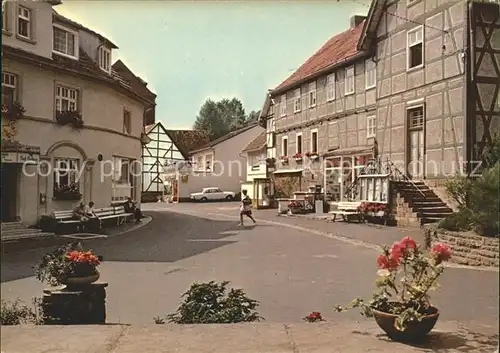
[423,224,499,267]
[391,190,420,227]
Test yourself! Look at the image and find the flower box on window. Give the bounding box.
[56,110,84,129]
[279,156,289,164]
[1,102,26,121]
[294,153,303,162]
[305,152,319,160]
[53,183,82,201]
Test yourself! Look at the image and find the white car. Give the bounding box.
[190,187,236,202]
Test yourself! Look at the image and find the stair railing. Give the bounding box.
[343,157,380,200]
[385,158,425,198]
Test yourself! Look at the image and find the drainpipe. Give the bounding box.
[464,1,473,177]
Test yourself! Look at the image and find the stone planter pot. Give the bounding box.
[371,306,439,343]
[61,272,100,286]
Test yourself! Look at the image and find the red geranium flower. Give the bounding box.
[304,311,323,322]
[432,243,452,264]
[400,236,417,250]
[377,254,399,270]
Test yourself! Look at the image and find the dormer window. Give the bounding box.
[98,46,111,73]
[53,24,78,59]
[17,6,32,39]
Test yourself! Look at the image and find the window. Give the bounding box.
[17,6,31,39]
[345,66,355,95]
[123,110,131,134]
[309,82,317,107]
[367,116,376,138]
[281,136,288,157]
[408,106,424,129]
[2,3,7,31]
[2,72,17,106]
[311,129,318,153]
[113,158,131,184]
[293,88,301,113]
[407,26,423,70]
[55,85,78,113]
[53,158,79,189]
[326,73,335,102]
[205,154,213,171]
[280,95,286,117]
[296,133,302,154]
[196,156,203,170]
[53,25,77,58]
[365,59,376,89]
[98,46,111,72]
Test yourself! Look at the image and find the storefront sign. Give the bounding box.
[1,151,40,164]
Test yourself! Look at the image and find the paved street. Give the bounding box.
[1,203,498,334]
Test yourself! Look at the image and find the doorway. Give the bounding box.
[407,106,425,180]
[1,163,20,222]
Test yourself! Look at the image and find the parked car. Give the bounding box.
[190,187,236,202]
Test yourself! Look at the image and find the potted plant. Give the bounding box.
[279,156,289,165]
[34,243,101,287]
[305,151,319,161]
[53,182,82,201]
[56,110,84,129]
[294,152,303,162]
[288,200,303,214]
[1,102,26,121]
[335,236,452,343]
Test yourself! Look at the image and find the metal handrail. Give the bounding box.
[385,159,426,198]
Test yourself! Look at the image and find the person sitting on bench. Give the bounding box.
[84,201,101,232]
[73,202,89,232]
[123,197,143,223]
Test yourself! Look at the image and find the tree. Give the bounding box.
[193,98,247,141]
[246,110,261,124]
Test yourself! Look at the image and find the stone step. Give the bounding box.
[407,197,442,203]
[1,231,54,242]
[416,207,454,214]
[419,212,453,219]
[413,201,447,207]
[1,228,42,236]
[0,222,26,231]
[420,217,444,224]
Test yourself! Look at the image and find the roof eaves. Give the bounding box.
[270,51,368,97]
[357,0,386,51]
[190,123,260,155]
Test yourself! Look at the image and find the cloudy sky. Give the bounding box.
[57,1,370,130]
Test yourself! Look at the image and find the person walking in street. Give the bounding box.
[239,189,256,226]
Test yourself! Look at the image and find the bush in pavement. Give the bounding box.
[0,298,45,325]
[155,281,262,324]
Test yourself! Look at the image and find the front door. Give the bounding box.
[408,129,425,179]
[0,163,19,222]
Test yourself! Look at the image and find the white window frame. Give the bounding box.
[53,24,79,59]
[98,46,111,73]
[55,85,78,113]
[407,26,424,71]
[123,109,131,135]
[345,66,355,96]
[280,95,287,117]
[367,116,377,138]
[281,136,288,157]
[2,72,17,105]
[310,128,318,153]
[113,157,131,185]
[205,153,213,172]
[407,105,425,129]
[326,73,335,102]
[309,82,317,108]
[365,59,376,90]
[54,158,80,188]
[296,132,303,154]
[293,88,301,113]
[17,6,31,39]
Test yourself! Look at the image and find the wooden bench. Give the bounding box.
[53,205,134,233]
[328,201,363,222]
[113,206,134,224]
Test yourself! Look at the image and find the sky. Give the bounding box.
[57,1,370,130]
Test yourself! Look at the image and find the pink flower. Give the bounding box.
[432,243,452,264]
[400,236,417,250]
[390,243,404,262]
[377,254,399,270]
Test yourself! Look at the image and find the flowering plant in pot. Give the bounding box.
[34,243,101,286]
[305,151,319,160]
[279,156,289,164]
[56,110,84,129]
[1,102,26,121]
[335,236,452,343]
[53,182,82,201]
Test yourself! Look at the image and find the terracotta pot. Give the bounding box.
[371,306,439,342]
[61,272,100,286]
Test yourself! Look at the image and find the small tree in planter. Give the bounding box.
[335,236,452,343]
[1,102,26,121]
[155,281,262,324]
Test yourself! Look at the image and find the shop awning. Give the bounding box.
[323,146,374,157]
[273,168,304,174]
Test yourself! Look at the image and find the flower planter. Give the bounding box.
[294,158,303,162]
[53,192,82,201]
[371,306,440,342]
[61,272,100,286]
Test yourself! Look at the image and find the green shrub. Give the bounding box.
[1,298,44,325]
[444,176,473,209]
[468,162,500,237]
[157,281,262,324]
[438,209,473,232]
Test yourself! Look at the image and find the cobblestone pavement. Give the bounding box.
[1,203,498,332]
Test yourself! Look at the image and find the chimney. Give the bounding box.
[350,15,366,29]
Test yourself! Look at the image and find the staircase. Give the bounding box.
[392,181,454,225]
[1,222,54,243]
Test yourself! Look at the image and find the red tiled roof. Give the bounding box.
[165,129,210,158]
[242,132,266,153]
[274,21,365,92]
